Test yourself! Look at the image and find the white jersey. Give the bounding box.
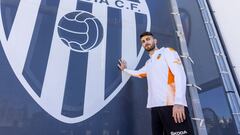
[124,47,187,108]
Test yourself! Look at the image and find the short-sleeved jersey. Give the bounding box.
[124,47,187,108]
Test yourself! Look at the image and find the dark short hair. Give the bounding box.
[140,32,154,39]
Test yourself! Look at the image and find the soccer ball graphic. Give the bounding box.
[58,11,103,52]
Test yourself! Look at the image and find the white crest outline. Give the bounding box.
[0,0,151,123]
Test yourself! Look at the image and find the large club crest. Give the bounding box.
[0,0,151,123]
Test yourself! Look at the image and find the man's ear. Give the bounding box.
[154,39,157,45]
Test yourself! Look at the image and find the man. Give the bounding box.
[118,32,194,135]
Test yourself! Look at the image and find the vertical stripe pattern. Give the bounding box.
[0,0,20,39]
[104,7,122,99]
[61,1,92,117]
[83,3,107,114]
[135,13,147,55]
[23,0,60,96]
[40,0,76,118]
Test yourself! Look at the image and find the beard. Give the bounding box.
[144,43,156,52]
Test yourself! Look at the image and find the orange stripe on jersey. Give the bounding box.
[166,68,176,105]
[168,68,175,84]
[138,73,147,78]
[169,48,175,51]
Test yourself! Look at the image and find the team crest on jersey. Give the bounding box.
[0,0,151,123]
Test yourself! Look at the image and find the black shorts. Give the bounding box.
[151,106,194,135]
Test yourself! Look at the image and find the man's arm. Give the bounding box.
[118,59,147,78]
[164,48,187,123]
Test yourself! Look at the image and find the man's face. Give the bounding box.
[140,35,157,52]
